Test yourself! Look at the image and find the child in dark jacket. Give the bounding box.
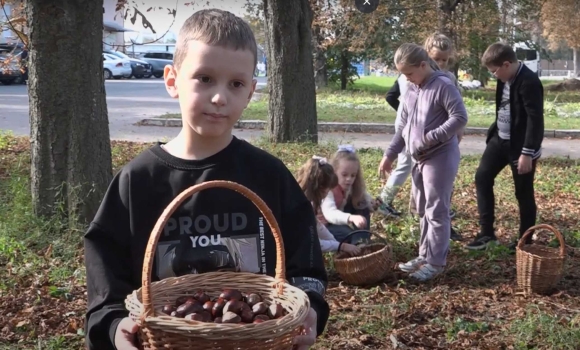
[83,9,329,350]
[466,42,544,251]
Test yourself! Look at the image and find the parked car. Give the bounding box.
[138,51,173,78]
[0,50,24,85]
[102,53,132,79]
[103,49,152,78]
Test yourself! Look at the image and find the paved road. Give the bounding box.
[1,78,580,159]
[0,77,267,137]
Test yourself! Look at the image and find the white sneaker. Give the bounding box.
[397,257,426,273]
[410,264,444,281]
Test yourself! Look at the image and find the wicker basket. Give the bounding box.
[333,230,393,286]
[125,180,311,350]
[516,224,566,295]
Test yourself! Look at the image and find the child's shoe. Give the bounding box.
[397,256,425,273]
[409,264,444,281]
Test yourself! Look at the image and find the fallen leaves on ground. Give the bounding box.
[1,136,580,349]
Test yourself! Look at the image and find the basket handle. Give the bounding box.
[337,229,387,252]
[517,224,566,257]
[141,180,286,318]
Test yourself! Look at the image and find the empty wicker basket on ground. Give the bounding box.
[516,224,566,295]
[333,230,393,286]
[125,180,311,350]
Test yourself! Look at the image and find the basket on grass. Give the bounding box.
[333,230,393,286]
[125,180,311,350]
[516,224,566,295]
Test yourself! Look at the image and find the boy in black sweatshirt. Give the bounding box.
[466,42,544,250]
[84,9,329,350]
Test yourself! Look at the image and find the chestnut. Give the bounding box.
[212,298,226,317]
[194,291,211,304]
[176,300,203,317]
[222,311,241,323]
[252,302,268,315]
[184,311,212,322]
[240,309,254,323]
[246,293,262,307]
[268,303,284,319]
[219,289,243,302]
[202,301,214,312]
[175,296,189,306]
[162,304,176,315]
[214,316,223,324]
[223,300,245,315]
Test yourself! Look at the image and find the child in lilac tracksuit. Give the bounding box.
[378,43,468,281]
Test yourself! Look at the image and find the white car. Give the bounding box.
[102,53,131,79]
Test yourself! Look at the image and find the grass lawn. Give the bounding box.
[1,132,580,349]
[160,76,580,130]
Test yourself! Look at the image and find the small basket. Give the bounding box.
[125,180,311,349]
[333,230,393,286]
[516,224,566,295]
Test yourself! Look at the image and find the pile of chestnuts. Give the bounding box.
[161,289,287,324]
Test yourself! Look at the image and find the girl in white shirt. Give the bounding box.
[320,145,374,244]
[296,155,361,256]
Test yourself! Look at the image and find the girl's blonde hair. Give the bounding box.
[330,148,366,207]
[424,32,454,54]
[424,32,455,67]
[296,157,338,214]
[394,43,440,72]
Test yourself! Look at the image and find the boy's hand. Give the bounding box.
[348,215,367,229]
[293,308,317,349]
[115,317,140,350]
[517,155,532,174]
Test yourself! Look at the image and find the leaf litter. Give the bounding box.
[1,136,579,349]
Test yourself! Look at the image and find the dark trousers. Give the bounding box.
[475,132,537,241]
[326,201,371,244]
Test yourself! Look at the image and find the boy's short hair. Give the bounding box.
[173,9,258,71]
[481,43,518,67]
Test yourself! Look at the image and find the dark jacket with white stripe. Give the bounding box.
[486,64,544,161]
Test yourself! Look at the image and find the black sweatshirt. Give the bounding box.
[385,76,401,112]
[84,137,330,350]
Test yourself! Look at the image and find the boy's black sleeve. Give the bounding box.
[385,78,401,111]
[277,164,330,337]
[520,78,545,155]
[84,171,136,350]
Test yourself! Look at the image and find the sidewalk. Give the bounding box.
[112,124,580,160]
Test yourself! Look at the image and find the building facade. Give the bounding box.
[103,0,132,51]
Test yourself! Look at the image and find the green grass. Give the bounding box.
[160,76,580,130]
[1,132,580,349]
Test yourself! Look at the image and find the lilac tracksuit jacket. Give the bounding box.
[385,71,468,163]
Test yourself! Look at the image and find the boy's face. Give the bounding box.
[486,61,510,83]
[164,40,257,139]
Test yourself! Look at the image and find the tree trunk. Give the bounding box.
[27,0,112,226]
[340,50,349,90]
[263,0,318,143]
[437,0,450,35]
[574,47,580,77]
[312,25,327,89]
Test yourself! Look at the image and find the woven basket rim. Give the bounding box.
[516,247,566,260]
[334,242,389,263]
[126,272,311,340]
